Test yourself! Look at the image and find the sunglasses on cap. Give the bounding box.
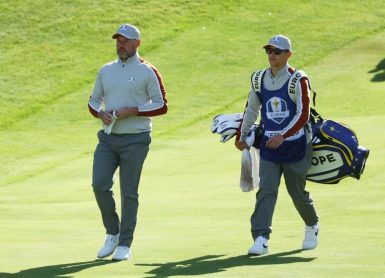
[265,48,289,55]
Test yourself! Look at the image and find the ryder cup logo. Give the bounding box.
[266,97,290,124]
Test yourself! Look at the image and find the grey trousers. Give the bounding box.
[251,143,319,240]
[92,130,151,247]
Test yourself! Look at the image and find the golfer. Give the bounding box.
[88,23,168,260]
[235,35,319,255]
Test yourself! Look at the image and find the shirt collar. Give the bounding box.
[269,64,290,78]
[118,53,139,65]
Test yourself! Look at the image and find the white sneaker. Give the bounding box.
[302,223,319,250]
[112,246,132,261]
[97,234,119,258]
[248,236,269,255]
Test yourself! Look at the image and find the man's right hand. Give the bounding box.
[98,111,114,125]
[235,140,249,151]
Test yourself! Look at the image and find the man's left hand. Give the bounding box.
[115,107,139,119]
[266,134,284,149]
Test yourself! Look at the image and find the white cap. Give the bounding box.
[263,35,291,51]
[112,24,140,40]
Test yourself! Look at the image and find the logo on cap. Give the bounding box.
[272,36,280,43]
[120,25,128,31]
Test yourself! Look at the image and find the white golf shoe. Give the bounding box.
[112,246,132,261]
[302,223,319,250]
[97,234,119,258]
[248,236,269,255]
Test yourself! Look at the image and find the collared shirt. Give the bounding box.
[263,65,292,91]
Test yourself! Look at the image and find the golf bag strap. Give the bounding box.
[310,107,324,124]
[311,89,317,106]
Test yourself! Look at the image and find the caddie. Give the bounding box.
[235,35,320,255]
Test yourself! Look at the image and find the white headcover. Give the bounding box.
[212,113,260,192]
[211,113,243,133]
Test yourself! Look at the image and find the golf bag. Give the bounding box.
[306,109,370,184]
[211,109,370,186]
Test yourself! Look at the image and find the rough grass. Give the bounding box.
[1,0,384,186]
[0,1,385,277]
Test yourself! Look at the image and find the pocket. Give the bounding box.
[143,132,152,146]
[97,130,103,140]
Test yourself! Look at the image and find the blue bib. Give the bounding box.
[259,74,307,163]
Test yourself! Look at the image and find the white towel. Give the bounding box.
[250,147,260,189]
[240,149,254,192]
[239,129,260,192]
[240,146,260,192]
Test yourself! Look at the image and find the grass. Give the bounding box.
[0,0,385,277]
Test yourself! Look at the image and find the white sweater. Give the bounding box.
[88,53,167,134]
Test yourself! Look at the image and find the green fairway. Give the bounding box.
[1,1,385,277]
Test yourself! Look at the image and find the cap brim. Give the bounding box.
[263,44,287,50]
[112,32,139,40]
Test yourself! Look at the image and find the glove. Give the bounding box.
[102,111,117,135]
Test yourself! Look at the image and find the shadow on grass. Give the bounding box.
[137,249,316,277]
[0,259,116,278]
[368,58,385,82]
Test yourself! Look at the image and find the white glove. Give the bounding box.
[102,111,117,135]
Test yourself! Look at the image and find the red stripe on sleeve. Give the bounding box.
[138,58,168,117]
[282,78,310,138]
[88,102,99,118]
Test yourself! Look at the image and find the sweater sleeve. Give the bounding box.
[239,88,261,142]
[281,77,310,138]
[88,69,104,118]
[137,61,168,117]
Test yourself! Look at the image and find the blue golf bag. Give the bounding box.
[211,108,370,186]
[306,118,369,184]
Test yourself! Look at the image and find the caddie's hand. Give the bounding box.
[99,111,113,125]
[235,140,249,151]
[266,134,284,149]
[115,107,139,119]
